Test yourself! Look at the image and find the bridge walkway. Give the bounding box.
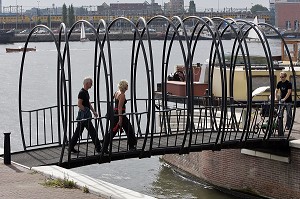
[7,129,293,169]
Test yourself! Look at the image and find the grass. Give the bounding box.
[83,185,90,193]
[42,176,78,189]
[42,175,91,194]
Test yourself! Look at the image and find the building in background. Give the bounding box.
[97,1,162,19]
[164,0,184,16]
[275,1,300,30]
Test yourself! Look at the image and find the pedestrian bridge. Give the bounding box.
[10,16,298,168]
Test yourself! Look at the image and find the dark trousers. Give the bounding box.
[278,103,292,136]
[70,120,101,150]
[103,115,137,150]
[285,103,292,129]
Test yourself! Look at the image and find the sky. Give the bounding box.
[5,0,270,11]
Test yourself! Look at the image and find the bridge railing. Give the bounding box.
[20,105,61,150]
[154,95,292,147]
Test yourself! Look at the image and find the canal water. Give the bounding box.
[72,156,236,199]
[0,39,281,198]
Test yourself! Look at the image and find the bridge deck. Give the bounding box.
[5,130,291,168]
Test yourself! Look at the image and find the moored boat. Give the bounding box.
[6,46,36,53]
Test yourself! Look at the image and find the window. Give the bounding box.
[294,20,299,31]
[252,76,275,91]
[286,21,291,30]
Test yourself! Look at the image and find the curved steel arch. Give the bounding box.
[19,24,66,151]
[211,17,249,142]
[236,19,279,140]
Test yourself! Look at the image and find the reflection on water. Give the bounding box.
[72,156,237,199]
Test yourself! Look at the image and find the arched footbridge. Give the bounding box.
[7,16,299,168]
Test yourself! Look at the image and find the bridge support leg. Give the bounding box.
[4,132,11,165]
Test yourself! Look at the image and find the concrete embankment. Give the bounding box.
[12,32,163,43]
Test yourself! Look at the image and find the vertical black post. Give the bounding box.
[4,132,11,165]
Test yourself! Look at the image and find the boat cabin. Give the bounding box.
[166,63,208,97]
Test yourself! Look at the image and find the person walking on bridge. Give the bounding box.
[275,71,292,133]
[103,80,137,153]
[69,77,101,153]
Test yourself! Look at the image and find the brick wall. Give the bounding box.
[275,3,300,29]
[162,148,300,199]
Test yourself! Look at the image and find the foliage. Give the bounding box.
[62,4,68,26]
[47,15,51,27]
[68,5,75,28]
[42,176,78,189]
[189,1,196,14]
[83,186,90,193]
[251,4,269,14]
[37,18,41,25]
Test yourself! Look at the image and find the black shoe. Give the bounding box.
[70,148,80,153]
[101,148,109,154]
[96,146,102,153]
[129,146,136,151]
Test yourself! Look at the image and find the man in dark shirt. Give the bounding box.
[275,72,292,133]
[69,77,101,153]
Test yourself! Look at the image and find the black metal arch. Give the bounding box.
[18,16,296,168]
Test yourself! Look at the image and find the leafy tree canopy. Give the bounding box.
[62,3,68,25]
[251,4,269,14]
[68,5,75,27]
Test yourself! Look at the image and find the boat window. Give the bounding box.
[252,76,275,91]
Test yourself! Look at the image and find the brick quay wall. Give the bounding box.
[162,142,300,199]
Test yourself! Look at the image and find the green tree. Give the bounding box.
[189,0,196,14]
[47,15,50,27]
[68,5,75,27]
[62,3,68,26]
[251,4,269,14]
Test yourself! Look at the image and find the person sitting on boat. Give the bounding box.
[275,71,292,133]
[103,80,137,153]
[69,77,102,153]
